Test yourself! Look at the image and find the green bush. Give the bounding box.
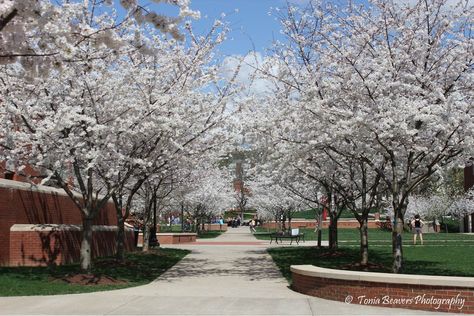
[440,218,460,233]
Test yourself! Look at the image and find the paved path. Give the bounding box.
[0,227,453,315]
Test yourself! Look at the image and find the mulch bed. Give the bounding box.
[339,262,388,272]
[317,251,347,258]
[53,274,127,286]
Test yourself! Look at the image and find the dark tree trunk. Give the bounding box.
[180,203,184,232]
[359,218,369,267]
[116,214,125,261]
[281,213,287,231]
[142,200,153,252]
[328,217,338,250]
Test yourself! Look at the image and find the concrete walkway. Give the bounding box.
[0,227,453,315]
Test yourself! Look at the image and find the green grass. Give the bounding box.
[292,209,381,219]
[159,225,225,237]
[255,227,474,245]
[159,224,184,232]
[259,226,474,280]
[0,248,189,296]
[224,211,256,220]
[268,245,474,282]
[197,231,223,239]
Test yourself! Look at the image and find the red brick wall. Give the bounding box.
[9,227,134,266]
[203,224,227,231]
[159,234,196,244]
[137,233,197,246]
[0,179,118,265]
[292,273,474,313]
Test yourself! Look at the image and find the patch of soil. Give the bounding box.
[318,251,347,258]
[94,258,134,268]
[339,262,388,272]
[53,274,127,286]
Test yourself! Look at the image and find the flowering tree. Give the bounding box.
[404,188,474,229]
[96,22,231,260]
[253,0,473,273]
[0,0,198,69]
[178,164,234,233]
[0,1,233,270]
[0,6,142,270]
[248,167,307,232]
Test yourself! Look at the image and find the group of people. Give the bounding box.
[227,216,259,232]
[228,216,241,228]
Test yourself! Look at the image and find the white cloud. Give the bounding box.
[220,52,277,97]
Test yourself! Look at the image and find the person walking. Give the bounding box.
[433,217,440,233]
[411,214,424,245]
[249,218,256,233]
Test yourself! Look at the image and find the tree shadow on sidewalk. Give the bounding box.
[156,248,283,282]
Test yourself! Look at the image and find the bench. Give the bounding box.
[270,232,305,245]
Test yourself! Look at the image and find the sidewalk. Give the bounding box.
[0,227,452,315]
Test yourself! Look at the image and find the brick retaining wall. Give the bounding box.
[9,224,134,266]
[0,179,131,266]
[203,224,227,231]
[291,265,474,313]
[137,232,197,246]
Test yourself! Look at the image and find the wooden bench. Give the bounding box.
[270,232,305,245]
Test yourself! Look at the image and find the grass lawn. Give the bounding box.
[259,226,474,280]
[0,248,189,296]
[197,231,223,239]
[255,227,474,245]
[293,209,380,219]
[268,245,474,282]
[159,225,225,238]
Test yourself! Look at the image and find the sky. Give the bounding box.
[138,0,308,57]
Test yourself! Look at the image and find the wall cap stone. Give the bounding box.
[291,265,474,288]
[0,178,111,201]
[0,178,76,197]
[10,224,133,232]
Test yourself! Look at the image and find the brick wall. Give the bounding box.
[157,233,197,244]
[137,233,197,246]
[9,225,135,266]
[292,272,474,313]
[0,179,124,266]
[203,224,227,231]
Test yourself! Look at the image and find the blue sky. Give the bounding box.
[135,0,308,57]
[184,0,286,56]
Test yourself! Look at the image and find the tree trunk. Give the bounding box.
[392,214,404,273]
[328,217,338,250]
[281,213,287,231]
[359,218,369,267]
[143,223,150,252]
[80,216,94,272]
[116,214,125,261]
[195,217,200,234]
[180,203,184,232]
